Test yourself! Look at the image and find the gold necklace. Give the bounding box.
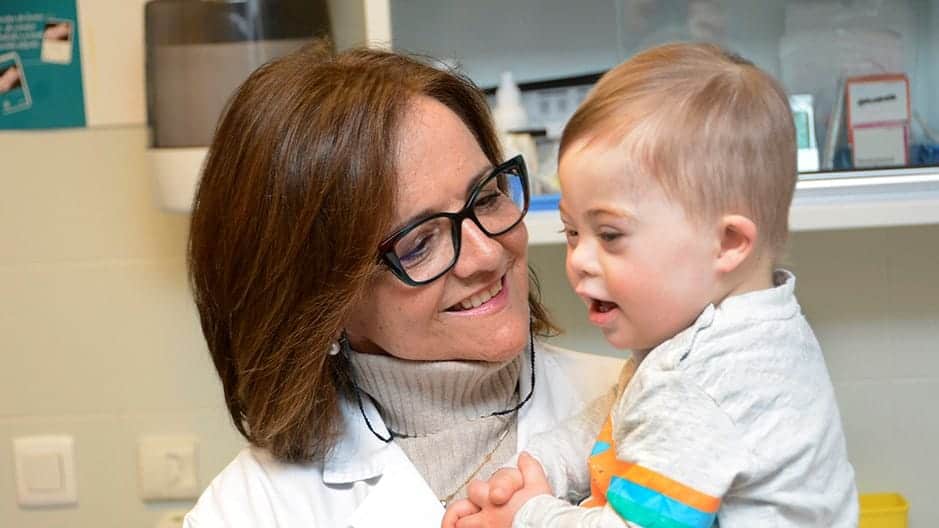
[439,417,514,507]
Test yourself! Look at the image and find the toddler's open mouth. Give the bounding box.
[591,299,619,313]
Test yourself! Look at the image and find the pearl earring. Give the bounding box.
[328,341,341,356]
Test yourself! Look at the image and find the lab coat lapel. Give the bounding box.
[328,397,444,527]
[322,398,391,484]
[346,453,445,528]
[517,342,584,447]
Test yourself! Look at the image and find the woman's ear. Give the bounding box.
[715,214,758,274]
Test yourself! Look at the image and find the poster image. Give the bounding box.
[0,0,85,129]
[41,18,74,64]
[0,51,32,115]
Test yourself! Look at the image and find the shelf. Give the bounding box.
[151,148,939,239]
[526,167,939,245]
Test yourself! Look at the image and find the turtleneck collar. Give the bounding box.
[348,351,522,438]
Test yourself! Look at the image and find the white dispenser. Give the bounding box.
[145,0,331,212]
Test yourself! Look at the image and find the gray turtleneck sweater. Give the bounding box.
[349,351,522,504]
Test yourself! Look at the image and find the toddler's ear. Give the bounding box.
[715,214,758,274]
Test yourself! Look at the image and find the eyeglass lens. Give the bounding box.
[392,168,526,283]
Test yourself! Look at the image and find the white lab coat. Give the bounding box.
[184,342,623,528]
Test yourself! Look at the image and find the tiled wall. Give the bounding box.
[532,225,939,527]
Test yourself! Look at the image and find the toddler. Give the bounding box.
[443,42,857,528]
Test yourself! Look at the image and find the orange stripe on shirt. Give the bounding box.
[583,415,720,514]
[616,463,721,514]
[596,415,614,443]
[587,446,634,507]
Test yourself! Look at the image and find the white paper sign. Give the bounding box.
[848,79,909,126]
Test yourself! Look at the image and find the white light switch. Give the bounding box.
[137,435,199,501]
[13,435,78,507]
[22,452,64,490]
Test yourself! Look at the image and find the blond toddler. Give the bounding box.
[443,42,857,528]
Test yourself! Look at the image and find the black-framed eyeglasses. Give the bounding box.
[377,155,530,286]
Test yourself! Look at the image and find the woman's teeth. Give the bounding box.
[455,281,503,311]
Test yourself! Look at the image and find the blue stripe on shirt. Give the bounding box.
[607,476,717,528]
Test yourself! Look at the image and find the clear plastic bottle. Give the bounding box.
[492,71,539,186]
[493,71,528,132]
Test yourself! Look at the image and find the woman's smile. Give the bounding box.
[446,275,509,315]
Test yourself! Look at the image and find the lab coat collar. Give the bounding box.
[325,397,446,527]
[345,453,445,527]
[321,396,394,484]
[516,340,556,447]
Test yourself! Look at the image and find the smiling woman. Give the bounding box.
[348,104,532,362]
[184,41,622,527]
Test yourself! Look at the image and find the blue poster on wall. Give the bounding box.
[0,0,85,129]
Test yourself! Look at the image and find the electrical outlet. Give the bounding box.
[137,435,199,501]
[13,435,78,507]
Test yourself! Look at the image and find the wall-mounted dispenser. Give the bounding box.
[146,0,331,212]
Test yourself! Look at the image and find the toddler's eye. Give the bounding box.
[599,231,622,242]
[558,227,578,244]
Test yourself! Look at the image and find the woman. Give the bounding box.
[184,42,622,527]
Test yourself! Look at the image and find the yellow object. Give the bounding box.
[859,493,908,528]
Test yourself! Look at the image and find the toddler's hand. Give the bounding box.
[514,451,553,499]
[488,465,524,506]
[447,452,553,528]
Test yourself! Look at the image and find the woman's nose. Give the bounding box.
[450,219,503,278]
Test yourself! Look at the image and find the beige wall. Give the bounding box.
[0,127,245,527]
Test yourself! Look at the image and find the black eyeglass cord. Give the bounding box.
[348,321,537,444]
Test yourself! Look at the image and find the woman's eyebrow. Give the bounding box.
[463,163,495,196]
[387,207,436,239]
[387,164,494,236]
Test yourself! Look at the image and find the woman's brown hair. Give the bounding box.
[188,41,555,463]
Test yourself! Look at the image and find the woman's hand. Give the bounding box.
[441,497,481,528]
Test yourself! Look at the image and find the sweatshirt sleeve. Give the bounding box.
[600,367,745,527]
[516,366,746,528]
[524,358,639,503]
[514,495,633,528]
